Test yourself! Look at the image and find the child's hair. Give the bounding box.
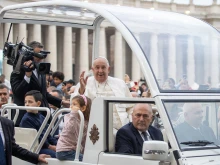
[71,95,91,121]
[52,71,65,81]
[25,90,42,102]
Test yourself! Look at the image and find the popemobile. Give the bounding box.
[1,1,220,165]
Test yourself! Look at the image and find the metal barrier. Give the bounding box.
[50,114,65,136]
[75,110,85,161]
[1,105,50,152]
[36,108,71,154]
[1,103,19,123]
[37,108,85,161]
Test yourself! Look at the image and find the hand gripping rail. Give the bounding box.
[1,105,50,152]
[1,103,19,123]
[37,108,85,161]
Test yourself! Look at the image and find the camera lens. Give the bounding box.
[37,63,51,74]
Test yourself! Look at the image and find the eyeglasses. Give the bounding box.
[134,113,150,119]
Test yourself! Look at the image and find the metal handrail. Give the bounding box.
[2,105,50,152]
[74,110,84,161]
[37,108,85,161]
[50,115,65,136]
[1,103,19,123]
[36,108,71,154]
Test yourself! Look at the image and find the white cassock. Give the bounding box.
[72,76,133,129]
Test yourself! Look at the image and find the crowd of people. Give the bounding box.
[0,40,218,165]
[0,40,155,164]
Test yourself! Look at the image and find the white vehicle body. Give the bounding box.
[1,1,220,165]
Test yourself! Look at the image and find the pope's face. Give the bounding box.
[92,58,110,83]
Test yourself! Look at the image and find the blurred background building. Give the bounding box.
[0,0,220,84]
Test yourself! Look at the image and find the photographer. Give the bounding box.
[10,41,69,126]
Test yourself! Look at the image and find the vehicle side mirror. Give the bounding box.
[142,141,168,161]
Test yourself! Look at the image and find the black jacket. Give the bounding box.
[10,70,62,126]
[20,113,57,149]
[0,116,39,165]
[115,122,163,155]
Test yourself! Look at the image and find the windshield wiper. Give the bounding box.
[181,140,214,146]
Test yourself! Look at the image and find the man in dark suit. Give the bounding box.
[0,116,50,165]
[115,104,163,155]
[10,41,68,126]
[175,103,217,144]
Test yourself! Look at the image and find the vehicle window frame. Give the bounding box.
[104,99,155,155]
[162,99,220,151]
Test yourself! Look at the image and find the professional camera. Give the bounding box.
[3,41,51,74]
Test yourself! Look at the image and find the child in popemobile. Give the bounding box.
[20,90,57,158]
[56,95,91,161]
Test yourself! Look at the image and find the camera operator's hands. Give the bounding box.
[24,60,34,77]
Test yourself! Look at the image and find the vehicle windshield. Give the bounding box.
[164,101,220,150]
[3,5,97,25]
[2,3,220,92]
[106,6,220,92]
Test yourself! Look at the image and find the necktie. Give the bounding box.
[0,134,6,165]
[142,132,148,141]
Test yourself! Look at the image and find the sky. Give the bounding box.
[145,0,220,5]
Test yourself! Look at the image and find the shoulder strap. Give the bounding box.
[13,45,24,74]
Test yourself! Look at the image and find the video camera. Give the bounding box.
[3,41,51,74]
[3,24,51,74]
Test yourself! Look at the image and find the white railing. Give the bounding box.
[50,114,64,137]
[75,110,85,161]
[36,108,71,154]
[37,108,85,161]
[1,103,19,123]
[1,105,50,152]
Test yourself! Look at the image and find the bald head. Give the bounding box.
[183,103,202,113]
[132,104,153,132]
[133,104,153,114]
[183,103,203,128]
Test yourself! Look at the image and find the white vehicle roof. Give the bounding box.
[0,0,220,96]
[2,2,220,165]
